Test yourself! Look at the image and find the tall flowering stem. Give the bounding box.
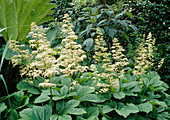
[56,14,88,76]
[133,33,155,75]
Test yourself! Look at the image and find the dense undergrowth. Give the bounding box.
[0,0,169,120]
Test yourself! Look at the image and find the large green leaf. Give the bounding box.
[6,109,19,120]
[34,94,50,103]
[113,91,125,99]
[101,106,114,114]
[61,77,71,88]
[10,91,29,109]
[137,102,153,114]
[58,115,72,120]
[77,86,95,97]
[0,0,56,42]
[19,105,52,120]
[17,81,41,94]
[63,100,86,115]
[60,86,68,96]
[64,108,86,115]
[85,107,99,118]
[115,103,139,118]
[78,94,99,102]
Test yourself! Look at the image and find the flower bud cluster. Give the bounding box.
[39,79,56,88]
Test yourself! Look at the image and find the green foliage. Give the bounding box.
[1,71,169,119]
[0,0,56,42]
[73,3,136,42]
[50,0,72,22]
[19,105,52,120]
[0,0,169,120]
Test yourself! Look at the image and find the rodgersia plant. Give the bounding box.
[133,33,155,75]
[91,28,129,93]
[56,14,88,76]
[9,22,58,79]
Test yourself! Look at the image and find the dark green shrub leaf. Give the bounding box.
[108,28,116,38]
[125,12,133,19]
[149,99,167,107]
[63,100,86,115]
[83,38,94,51]
[47,27,59,42]
[158,112,170,120]
[56,100,65,114]
[91,16,97,23]
[87,116,99,120]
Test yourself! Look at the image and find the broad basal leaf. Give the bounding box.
[78,94,99,102]
[86,107,99,118]
[58,114,72,120]
[34,94,50,103]
[115,103,139,118]
[64,108,86,115]
[19,105,52,120]
[60,86,68,96]
[113,91,125,99]
[137,102,153,114]
[17,81,40,94]
[63,100,86,115]
[101,106,114,114]
[61,77,71,88]
[77,86,95,97]
[7,109,19,120]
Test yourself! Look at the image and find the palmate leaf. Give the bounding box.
[19,105,52,120]
[63,100,86,115]
[137,102,153,114]
[6,109,19,120]
[114,103,139,118]
[34,94,50,104]
[0,0,56,42]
